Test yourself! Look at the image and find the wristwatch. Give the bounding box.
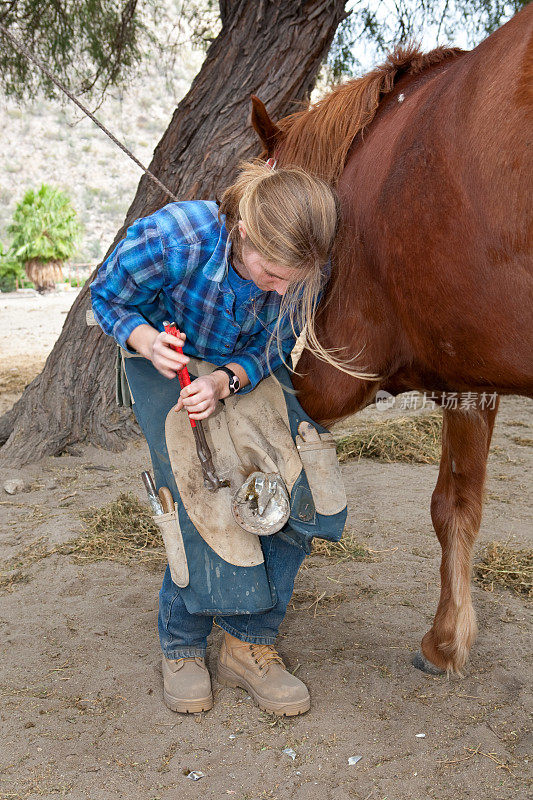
[213,366,240,395]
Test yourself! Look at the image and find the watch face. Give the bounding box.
[229,374,240,393]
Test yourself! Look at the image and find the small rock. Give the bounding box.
[4,478,26,495]
[23,721,36,729]
[44,479,58,490]
[186,770,205,781]
[282,747,296,760]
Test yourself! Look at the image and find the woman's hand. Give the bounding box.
[175,373,226,420]
[150,330,189,379]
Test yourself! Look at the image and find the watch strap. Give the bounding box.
[213,366,240,394]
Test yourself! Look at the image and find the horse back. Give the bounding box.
[339,4,533,395]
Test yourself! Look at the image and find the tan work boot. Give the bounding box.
[216,632,310,716]
[162,655,213,713]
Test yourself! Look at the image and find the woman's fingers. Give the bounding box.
[174,399,214,418]
[171,376,219,418]
[177,380,216,417]
[183,398,211,412]
[160,331,186,347]
[181,388,211,408]
[157,355,188,373]
[159,367,178,380]
[155,357,187,379]
[187,407,215,420]
[155,333,188,358]
[159,348,189,367]
[180,380,205,399]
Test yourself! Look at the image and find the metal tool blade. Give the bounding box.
[141,470,164,515]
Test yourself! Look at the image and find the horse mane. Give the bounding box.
[276,44,463,183]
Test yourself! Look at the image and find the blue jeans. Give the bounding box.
[158,531,306,658]
[122,352,308,658]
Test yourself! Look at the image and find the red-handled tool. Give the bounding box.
[164,321,229,491]
[164,321,196,425]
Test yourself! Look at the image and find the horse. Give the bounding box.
[251,3,533,674]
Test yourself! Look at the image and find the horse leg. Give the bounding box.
[414,400,499,674]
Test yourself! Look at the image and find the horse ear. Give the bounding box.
[250,95,282,155]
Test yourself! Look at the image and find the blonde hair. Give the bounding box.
[219,160,376,379]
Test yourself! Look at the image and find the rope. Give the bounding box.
[0,23,179,203]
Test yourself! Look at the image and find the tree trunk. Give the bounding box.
[0,0,347,466]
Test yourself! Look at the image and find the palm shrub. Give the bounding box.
[0,242,26,292]
[8,184,82,292]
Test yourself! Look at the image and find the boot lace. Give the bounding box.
[247,642,285,672]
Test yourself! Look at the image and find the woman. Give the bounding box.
[90,161,340,716]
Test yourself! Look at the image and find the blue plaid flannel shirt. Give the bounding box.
[90,200,298,393]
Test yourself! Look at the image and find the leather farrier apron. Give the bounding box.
[120,349,348,616]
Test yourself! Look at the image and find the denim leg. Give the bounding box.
[122,359,210,658]
[214,531,306,645]
[158,565,214,658]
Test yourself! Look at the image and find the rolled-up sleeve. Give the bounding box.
[90,214,172,350]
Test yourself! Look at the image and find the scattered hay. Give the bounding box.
[0,494,165,591]
[0,536,50,592]
[512,436,533,447]
[290,589,347,616]
[311,534,374,562]
[259,711,291,729]
[335,411,442,464]
[60,492,163,565]
[474,541,532,598]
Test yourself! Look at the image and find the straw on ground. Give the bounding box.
[474,541,532,598]
[0,493,163,591]
[335,411,442,464]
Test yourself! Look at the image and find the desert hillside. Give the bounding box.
[1,43,204,265]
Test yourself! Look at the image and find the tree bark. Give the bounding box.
[0,0,347,466]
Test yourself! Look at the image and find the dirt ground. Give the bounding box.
[0,291,531,800]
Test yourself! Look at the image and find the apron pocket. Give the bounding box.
[295,421,347,516]
[153,504,189,588]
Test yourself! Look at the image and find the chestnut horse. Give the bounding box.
[251,4,533,674]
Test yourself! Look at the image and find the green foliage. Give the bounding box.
[0,0,219,102]
[183,0,220,50]
[327,14,357,82]
[326,0,528,80]
[0,1,527,100]
[0,241,25,292]
[0,0,145,101]
[8,184,81,264]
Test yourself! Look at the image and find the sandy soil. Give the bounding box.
[0,292,531,800]
[0,289,82,416]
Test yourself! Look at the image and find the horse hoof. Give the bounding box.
[412,650,446,675]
